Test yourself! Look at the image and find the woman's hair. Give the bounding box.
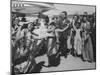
[21,17,26,22]
[45,15,49,24]
[38,12,49,24]
[73,14,80,22]
[62,11,67,16]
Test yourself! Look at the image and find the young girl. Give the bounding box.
[72,17,82,56]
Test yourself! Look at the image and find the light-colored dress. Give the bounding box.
[33,21,54,39]
[67,29,72,49]
[72,20,82,55]
[74,29,82,55]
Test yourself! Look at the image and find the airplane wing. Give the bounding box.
[12,0,55,14]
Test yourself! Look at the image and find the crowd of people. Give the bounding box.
[11,11,96,74]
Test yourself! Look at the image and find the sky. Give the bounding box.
[54,3,95,15]
[43,3,95,16]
